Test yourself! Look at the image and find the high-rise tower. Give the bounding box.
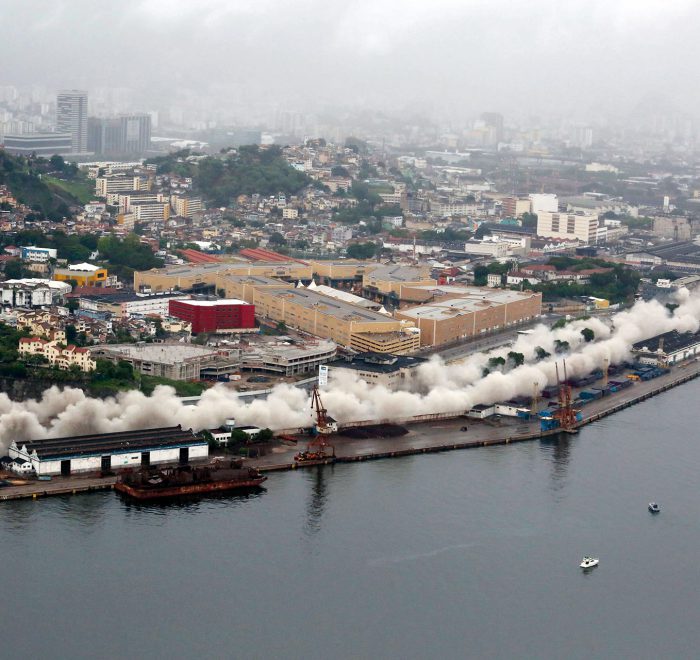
[56,89,88,154]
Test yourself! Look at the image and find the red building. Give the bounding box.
[169,299,255,334]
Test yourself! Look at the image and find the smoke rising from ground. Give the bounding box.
[2,291,698,451]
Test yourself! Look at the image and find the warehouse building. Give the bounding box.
[328,352,427,389]
[216,274,294,303]
[91,342,240,380]
[134,262,314,293]
[7,426,207,476]
[240,338,337,376]
[250,286,421,354]
[77,291,189,319]
[169,299,255,333]
[395,286,542,347]
[632,330,700,366]
[362,264,437,304]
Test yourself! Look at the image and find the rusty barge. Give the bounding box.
[115,461,267,500]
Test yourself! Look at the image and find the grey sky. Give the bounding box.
[2,0,697,119]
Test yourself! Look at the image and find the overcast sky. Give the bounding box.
[2,0,697,120]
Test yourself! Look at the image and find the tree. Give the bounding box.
[4,259,22,279]
[346,242,378,259]
[554,339,570,353]
[49,155,66,172]
[331,165,350,177]
[65,324,77,344]
[229,429,250,445]
[521,212,538,229]
[535,346,551,360]
[507,351,525,367]
[580,328,595,343]
[269,232,286,246]
[254,428,274,442]
[200,429,218,449]
[473,265,489,286]
[488,356,506,368]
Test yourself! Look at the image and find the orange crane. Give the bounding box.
[554,361,579,431]
[294,385,336,462]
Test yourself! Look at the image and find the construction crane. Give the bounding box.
[554,361,579,432]
[656,337,668,369]
[531,381,540,417]
[294,385,336,462]
[602,357,609,387]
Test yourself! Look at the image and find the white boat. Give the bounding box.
[580,556,599,569]
[648,502,660,513]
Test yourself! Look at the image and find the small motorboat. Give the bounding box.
[648,502,661,513]
[580,556,599,569]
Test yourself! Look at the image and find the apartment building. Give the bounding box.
[171,196,203,218]
[536,211,601,244]
[19,338,96,371]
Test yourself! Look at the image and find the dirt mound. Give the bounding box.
[340,424,409,439]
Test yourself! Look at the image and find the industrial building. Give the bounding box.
[77,291,189,319]
[91,342,239,380]
[169,299,256,334]
[217,275,294,303]
[134,260,381,296]
[7,426,207,476]
[362,264,436,304]
[240,338,337,376]
[2,133,72,156]
[328,352,427,389]
[394,286,542,347]
[249,286,421,354]
[134,262,314,293]
[632,330,700,366]
[306,281,386,312]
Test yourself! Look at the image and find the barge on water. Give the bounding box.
[115,461,267,500]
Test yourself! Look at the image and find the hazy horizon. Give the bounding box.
[2,0,698,124]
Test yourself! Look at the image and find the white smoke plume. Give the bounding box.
[0,290,697,450]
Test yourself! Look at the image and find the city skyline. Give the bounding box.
[1,0,699,121]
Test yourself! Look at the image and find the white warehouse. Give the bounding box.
[7,426,208,476]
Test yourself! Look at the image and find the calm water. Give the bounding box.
[3,382,700,660]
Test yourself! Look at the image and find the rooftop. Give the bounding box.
[329,352,427,374]
[175,298,248,307]
[398,287,540,321]
[266,287,400,323]
[365,264,433,283]
[632,329,700,355]
[92,343,220,365]
[14,426,201,460]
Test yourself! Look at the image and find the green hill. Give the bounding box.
[147,145,314,206]
[0,150,87,219]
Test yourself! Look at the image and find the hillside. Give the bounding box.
[0,150,87,219]
[147,145,314,206]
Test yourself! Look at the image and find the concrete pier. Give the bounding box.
[2,360,699,501]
